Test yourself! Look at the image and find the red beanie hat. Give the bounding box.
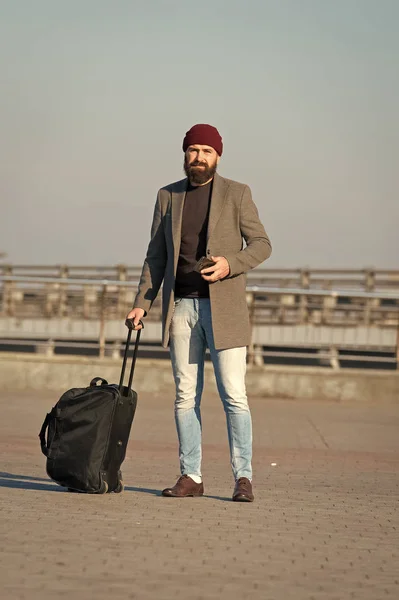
[182,124,223,156]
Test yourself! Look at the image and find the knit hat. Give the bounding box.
[182,124,223,156]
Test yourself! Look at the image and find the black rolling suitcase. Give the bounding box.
[39,319,142,494]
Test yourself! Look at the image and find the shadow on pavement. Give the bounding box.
[0,472,63,492]
[0,473,232,500]
[125,485,231,501]
[0,471,49,482]
[125,486,162,496]
[204,495,232,502]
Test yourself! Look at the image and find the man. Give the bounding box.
[127,124,271,502]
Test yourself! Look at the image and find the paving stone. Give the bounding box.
[0,390,398,600]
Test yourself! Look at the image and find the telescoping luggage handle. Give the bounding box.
[119,318,144,392]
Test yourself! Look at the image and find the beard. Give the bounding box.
[184,157,218,185]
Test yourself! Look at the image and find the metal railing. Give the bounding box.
[0,273,398,368]
[1,264,399,292]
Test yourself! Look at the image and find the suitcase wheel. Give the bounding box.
[99,479,109,494]
[114,479,124,494]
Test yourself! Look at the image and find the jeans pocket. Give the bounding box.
[171,297,184,327]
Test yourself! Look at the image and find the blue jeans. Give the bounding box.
[169,297,252,481]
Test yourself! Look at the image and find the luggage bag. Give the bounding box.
[39,319,142,494]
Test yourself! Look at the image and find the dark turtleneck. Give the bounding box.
[174,179,213,298]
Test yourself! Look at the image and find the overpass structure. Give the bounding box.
[0,265,398,368]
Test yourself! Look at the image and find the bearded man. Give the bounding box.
[126,124,272,502]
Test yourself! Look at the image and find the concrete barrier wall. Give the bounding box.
[0,353,398,404]
[1,316,396,349]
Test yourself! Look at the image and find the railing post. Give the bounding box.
[117,264,127,318]
[396,315,399,370]
[365,268,375,292]
[35,339,55,357]
[83,285,97,319]
[363,297,371,326]
[300,268,310,289]
[322,293,336,325]
[2,265,13,316]
[330,346,340,370]
[299,270,310,324]
[299,292,308,324]
[246,291,255,365]
[98,284,107,359]
[58,265,69,317]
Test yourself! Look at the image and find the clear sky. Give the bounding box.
[1,0,398,268]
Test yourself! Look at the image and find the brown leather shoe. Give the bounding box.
[162,475,204,497]
[232,477,254,502]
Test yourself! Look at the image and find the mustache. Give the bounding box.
[189,161,207,167]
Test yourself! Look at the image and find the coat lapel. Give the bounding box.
[171,178,187,268]
[207,173,229,242]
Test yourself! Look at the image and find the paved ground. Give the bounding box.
[0,387,398,600]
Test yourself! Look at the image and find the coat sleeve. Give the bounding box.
[133,192,167,314]
[224,185,272,278]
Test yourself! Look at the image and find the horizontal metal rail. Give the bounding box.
[0,338,166,353]
[1,275,399,300]
[0,338,396,365]
[2,265,399,276]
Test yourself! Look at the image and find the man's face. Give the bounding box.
[184,144,220,185]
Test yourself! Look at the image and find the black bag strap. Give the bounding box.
[119,319,143,393]
[39,412,53,457]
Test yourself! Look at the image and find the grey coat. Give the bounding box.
[133,172,272,349]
